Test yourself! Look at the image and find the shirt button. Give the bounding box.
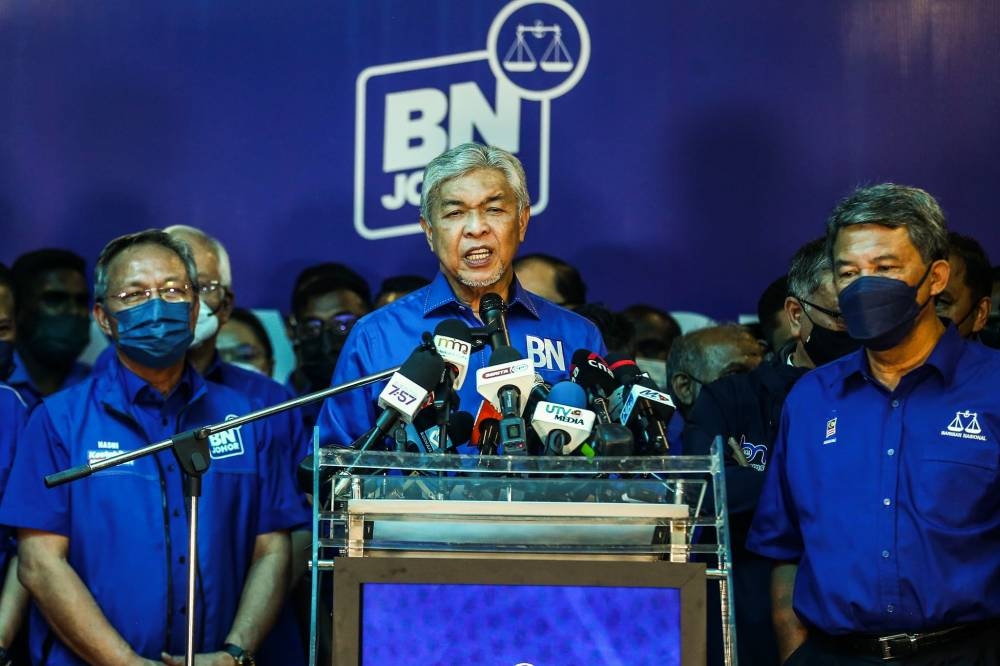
[883,498,892,507]
[882,550,890,559]
[887,448,895,456]
[179,606,187,615]
[891,399,900,408]
[161,418,168,426]
[179,555,186,564]
[167,465,176,472]
[173,509,180,518]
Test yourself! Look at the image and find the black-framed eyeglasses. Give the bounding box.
[297,312,359,339]
[797,297,844,322]
[108,284,194,307]
[39,290,90,312]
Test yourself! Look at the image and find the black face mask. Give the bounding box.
[24,313,91,366]
[979,313,1000,350]
[297,329,348,389]
[802,312,861,366]
[0,339,13,381]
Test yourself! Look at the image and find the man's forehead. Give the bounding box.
[109,244,186,281]
[834,224,917,259]
[437,169,512,202]
[807,278,840,308]
[36,268,87,293]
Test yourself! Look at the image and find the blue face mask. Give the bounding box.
[838,264,933,351]
[112,299,194,369]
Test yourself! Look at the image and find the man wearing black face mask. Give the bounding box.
[749,184,1000,665]
[934,232,992,340]
[682,237,858,666]
[8,249,92,409]
[286,264,371,430]
[0,264,16,382]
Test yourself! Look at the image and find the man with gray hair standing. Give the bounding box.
[317,142,605,449]
[749,184,1000,664]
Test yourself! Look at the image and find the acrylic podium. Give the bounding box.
[309,437,737,666]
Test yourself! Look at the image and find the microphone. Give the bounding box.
[531,381,596,456]
[478,292,511,351]
[354,343,445,452]
[607,353,675,454]
[408,408,475,453]
[433,319,473,390]
[570,349,635,456]
[476,346,535,455]
[521,374,551,455]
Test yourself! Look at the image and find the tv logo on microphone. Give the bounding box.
[354,0,591,240]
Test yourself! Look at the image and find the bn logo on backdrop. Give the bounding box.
[354,0,590,240]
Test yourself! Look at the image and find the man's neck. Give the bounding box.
[447,273,514,320]
[15,345,73,396]
[187,338,216,376]
[790,342,814,369]
[117,349,186,397]
[865,312,945,392]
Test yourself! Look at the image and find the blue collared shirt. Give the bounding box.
[0,355,305,664]
[0,383,26,574]
[7,350,90,411]
[317,272,606,448]
[747,325,1000,634]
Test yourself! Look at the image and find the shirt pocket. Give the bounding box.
[915,439,999,529]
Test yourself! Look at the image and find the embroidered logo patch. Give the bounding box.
[941,410,987,442]
[208,414,246,459]
[823,417,838,445]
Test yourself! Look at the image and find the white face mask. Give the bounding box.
[190,296,220,348]
[230,360,266,375]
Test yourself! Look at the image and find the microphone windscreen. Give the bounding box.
[433,318,474,343]
[547,381,588,409]
[488,345,522,366]
[448,411,475,446]
[479,292,505,319]
[570,348,616,393]
[398,346,445,391]
[605,352,642,385]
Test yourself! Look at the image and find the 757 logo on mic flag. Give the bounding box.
[354,0,590,240]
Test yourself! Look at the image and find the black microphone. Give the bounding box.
[570,349,635,456]
[409,407,475,453]
[606,353,674,454]
[479,292,511,351]
[353,343,445,453]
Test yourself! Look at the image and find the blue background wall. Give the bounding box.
[2,0,998,318]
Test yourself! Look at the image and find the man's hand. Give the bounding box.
[160,651,233,666]
[727,436,749,466]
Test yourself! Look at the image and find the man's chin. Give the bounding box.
[457,265,506,290]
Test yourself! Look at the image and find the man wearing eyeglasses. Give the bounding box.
[7,249,92,410]
[0,230,304,666]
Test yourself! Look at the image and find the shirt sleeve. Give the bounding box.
[0,403,72,536]
[254,416,310,535]
[316,325,379,449]
[745,403,803,561]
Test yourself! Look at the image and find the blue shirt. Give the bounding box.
[317,273,606,448]
[747,325,1000,634]
[0,383,26,574]
[0,355,305,664]
[7,350,90,411]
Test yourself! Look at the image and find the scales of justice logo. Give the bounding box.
[354,0,591,240]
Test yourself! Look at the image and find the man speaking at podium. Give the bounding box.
[0,231,305,665]
[318,142,604,449]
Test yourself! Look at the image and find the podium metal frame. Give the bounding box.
[310,437,737,666]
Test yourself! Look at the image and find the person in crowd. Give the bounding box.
[665,323,764,420]
[0,265,15,381]
[982,265,1000,348]
[373,274,431,309]
[8,249,91,409]
[286,263,372,431]
[622,304,682,361]
[757,274,795,356]
[513,252,587,309]
[218,307,276,377]
[574,302,632,356]
[749,184,1000,664]
[933,231,992,339]
[0,230,304,665]
[683,237,858,666]
[318,142,605,449]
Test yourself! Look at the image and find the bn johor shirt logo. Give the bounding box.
[941,410,987,442]
[354,0,591,240]
[208,415,246,459]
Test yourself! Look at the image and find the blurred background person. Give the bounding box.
[8,249,91,409]
[513,252,587,309]
[574,302,631,356]
[935,231,992,339]
[373,274,430,309]
[0,265,15,381]
[218,307,276,377]
[756,274,795,357]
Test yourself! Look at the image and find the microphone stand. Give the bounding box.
[43,364,400,666]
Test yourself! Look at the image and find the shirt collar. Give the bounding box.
[8,350,90,395]
[820,323,964,394]
[422,271,541,320]
[111,352,202,407]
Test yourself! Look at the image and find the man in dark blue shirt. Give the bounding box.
[748,184,1000,665]
[0,230,302,666]
[317,143,604,448]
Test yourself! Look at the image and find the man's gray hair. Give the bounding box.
[665,323,750,387]
[787,237,832,301]
[825,183,949,265]
[94,229,198,302]
[164,224,232,287]
[419,142,530,223]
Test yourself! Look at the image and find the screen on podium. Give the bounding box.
[333,557,706,666]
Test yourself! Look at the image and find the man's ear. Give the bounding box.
[670,373,696,408]
[188,297,200,332]
[94,302,114,339]
[971,296,992,334]
[784,296,804,340]
[928,258,951,297]
[216,288,235,327]
[517,206,531,242]
[419,217,434,252]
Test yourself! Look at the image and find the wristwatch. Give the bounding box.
[222,642,256,665]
